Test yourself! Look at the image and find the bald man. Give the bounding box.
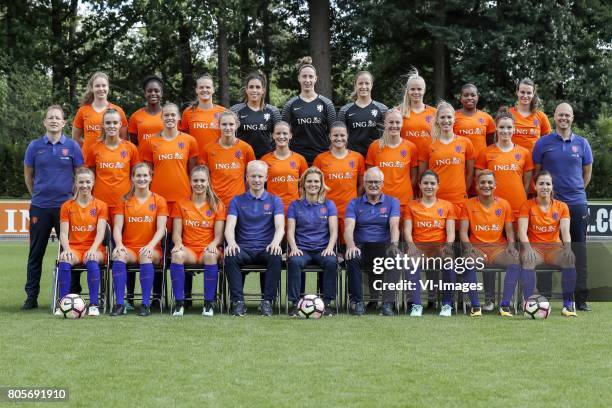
[532,102,593,311]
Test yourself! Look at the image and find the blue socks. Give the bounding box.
[520,268,536,299]
[140,263,154,307]
[204,264,218,302]
[501,264,521,307]
[58,261,72,299]
[463,268,480,307]
[170,263,185,301]
[561,267,577,308]
[442,268,456,306]
[86,260,100,305]
[112,261,127,306]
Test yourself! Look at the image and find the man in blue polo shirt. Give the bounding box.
[344,167,401,316]
[224,160,285,316]
[22,105,84,309]
[532,102,593,311]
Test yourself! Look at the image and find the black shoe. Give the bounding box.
[380,302,395,316]
[110,304,126,316]
[366,301,378,311]
[232,301,246,316]
[288,302,299,317]
[138,305,151,316]
[150,298,161,312]
[350,301,365,316]
[21,298,38,310]
[426,301,437,310]
[576,302,592,312]
[184,298,193,310]
[261,300,273,316]
[323,302,333,317]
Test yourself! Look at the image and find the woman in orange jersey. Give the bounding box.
[140,102,199,211]
[261,121,308,213]
[397,68,437,158]
[454,83,496,196]
[57,167,109,317]
[459,170,518,315]
[512,170,577,317]
[366,109,418,217]
[128,75,164,149]
[508,78,552,154]
[86,109,139,216]
[475,108,533,219]
[230,71,281,159]
[110,163,168,317]
[314,121,365,241]
[169,165,226,317]
[72,71,128,160]
[418,101,475,217]
[180,74,226,158]
[200,110,256,208]
[403,170,457,317]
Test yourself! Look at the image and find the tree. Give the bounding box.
[308,0,332,98]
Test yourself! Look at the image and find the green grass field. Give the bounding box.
[1,242,612,407]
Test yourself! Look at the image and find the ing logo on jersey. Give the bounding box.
[120,150,127,158]
[290,161,296,169]
[437,208,444,217]
[235,151,242,159]
[371,110,378,118]
[316,104,323,113]
[178,141,185,150]
[455,145,462,153]
[425,115,432,123]
[495,208,502,217]
[515,153,521,161]
[552,212,559,220]
[149,203,156,211]
[264,113,270,121]
[478,117,485,124]
[206,210,213,217]
[349,160,355,169]
[400,149,407,158]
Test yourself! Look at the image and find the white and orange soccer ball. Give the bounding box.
[297,294,325,319]
[58,294,87,319]
[523,295,551,319]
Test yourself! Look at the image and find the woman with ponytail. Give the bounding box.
[508,78,552,154]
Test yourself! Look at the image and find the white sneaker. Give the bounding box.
[482,301,495,311]
[202,302,214,317]
[54,308,63,317]
[173,306,184,317]
[410,304,423,317]
[439,304,453,317]
[87,306,99,317]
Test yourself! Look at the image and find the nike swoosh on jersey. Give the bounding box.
[293,107,302,111]
[348,113,357,117]
[240,115,249,118]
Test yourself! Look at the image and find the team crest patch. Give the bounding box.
[553,212,559,220]
[290,161,296,169]
[495,208,502,217]
[425,115,432,123]
[149,203,156,211]
[62,148,69,156]
[264,113,270,121]
[214,112,221,119]
[437,208,444,216]
[572,146,579,153]
[349,160,355,168]
[178,141,185,149]
[206,210,212,217]
[235,150,242,159]
[400,149,407,158]
[478,117,485,124]
[263,203,271,211]
[455,145,462,153]
[90,208,97,217]
[379,207,387,214]
[316,104,323,112]
[319,207,327,214]
[515,153,521,161]
[120,150,127,158]
[533,119,539,126]
[371,110,378,117]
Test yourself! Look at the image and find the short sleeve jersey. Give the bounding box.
[419,136,475,204]
[345,194,401,244]
[461,196,513,244]
[116,193,168,249]
[508,107,552,153]
[179,104,226,158]
[139,133,199,203]
[261,151,308,212]
[171,199,227,249]
[230,103,281,159]
[365,139,419,206]
[404,198,456,243]
[400,105,437,157]
[128,108,164,147]
[200,139,256,208]
[85,140,139,210]
[73,103,128,159]
[337,101,388,156]
[282,95,337,164]
[519,198,570,243]
[453,110,496,157]
[313,150,365,219]
[60,198,109,250]
[287,199,338,252]
[475,144,533,216]
[228,191,284,252]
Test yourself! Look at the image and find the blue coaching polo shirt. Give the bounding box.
[23,134,84,208]
[532,132,593,205]
[345,193,401,244]
[228,190,284,252]
[287,198,338,252]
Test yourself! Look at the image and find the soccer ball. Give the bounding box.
[297,294,325,319]
[523,295,551,319]
[58,294,86,319]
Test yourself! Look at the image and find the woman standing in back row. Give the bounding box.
[508,78,552,154]
[128,75,164,150]
[282,57,336,165]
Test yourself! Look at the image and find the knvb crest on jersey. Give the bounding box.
[572,145,579,153]
[514,153,521,161]
[319,207,327,214]
[371,110,378,118]
[478,117,485,124]
[90,208,97,217]
[178,141,185,150]
[234,150,242,159]
[263,203,271,211]
[455,145,462,153]
[533,119,539,126]
[400,149,407,158]
[552,212,559,220]
[264,113,270,121]
[316,104,323,112]
[62,148,69,156]
[349,160,355,169]
[495,208,502,217]
[205,210,213,217]
[425,115,432,123]
[437,208,444,217]
[149,203,156,211]
[289,161,296,169]
[120,150,127,158]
